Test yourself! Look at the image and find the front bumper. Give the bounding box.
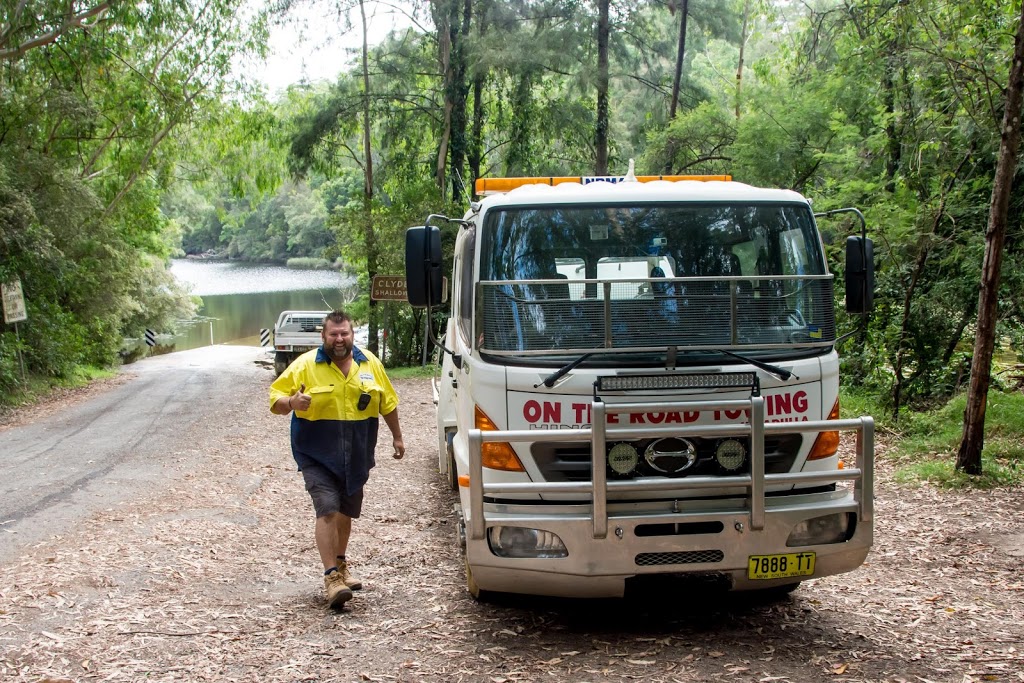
[464,396,874,598]
[465,489,871,598]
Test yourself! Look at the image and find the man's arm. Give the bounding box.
[270,383,309,415]
[382,407,405,459]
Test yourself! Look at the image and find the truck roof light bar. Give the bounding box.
[475,174,732,195]
[597,372,757,394]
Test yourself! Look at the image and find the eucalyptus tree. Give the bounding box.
[957,4,1024,475]
[1,0,266,389]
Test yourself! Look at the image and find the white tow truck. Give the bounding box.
[271,310,330,375]
[405,166,876,599]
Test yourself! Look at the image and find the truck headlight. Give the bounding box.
[488,526,568,558]
[786,513,853,546]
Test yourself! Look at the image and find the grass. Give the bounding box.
[0,365,117,410]
[841,386,1024,489]
[386,364,437,380]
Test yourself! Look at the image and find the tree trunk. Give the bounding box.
[505,73,532,176]
[359,0,379,353]
[468,0,489,191]
[735,0,748,120]
[595,0,610,175]
[434,2,453,198]
[448,0,472,204]
[469,69,484,190]
[669,0,689,120]
[664,0,689,172]
[956,6,1024,474]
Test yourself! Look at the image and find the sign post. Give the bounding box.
[369,275,447,366]
[2,279,28,381]
[371,277,409,362]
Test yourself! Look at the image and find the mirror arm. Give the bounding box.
[421,215,468,365]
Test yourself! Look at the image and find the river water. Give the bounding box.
[124,260,355,358]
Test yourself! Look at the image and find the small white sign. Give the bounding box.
[2,280,27,323]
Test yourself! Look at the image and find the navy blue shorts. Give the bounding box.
[300,464,364,519]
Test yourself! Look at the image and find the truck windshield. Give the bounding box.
[477,202,835,362]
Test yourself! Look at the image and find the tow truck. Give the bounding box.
[405,165,875,599]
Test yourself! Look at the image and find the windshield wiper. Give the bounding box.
[535,348,796,388]
[715,349,798,382]
[535,353,594,388]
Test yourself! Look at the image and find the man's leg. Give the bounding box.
[302,466,353,608]
[314,512,352,569]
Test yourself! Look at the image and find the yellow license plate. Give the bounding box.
[747,552,816,580]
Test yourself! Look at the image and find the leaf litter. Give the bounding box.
[0,374,1021,681]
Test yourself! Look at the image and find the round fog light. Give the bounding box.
[715,439,746,472]
[608,442,639,475]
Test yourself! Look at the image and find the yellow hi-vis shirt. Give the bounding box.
[269,346,399,494]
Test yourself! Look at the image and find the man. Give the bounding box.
[269,310,405,609]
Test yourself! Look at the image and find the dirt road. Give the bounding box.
[1,347,1022,682]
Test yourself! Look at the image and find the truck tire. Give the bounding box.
[465,556,494,602]
[274,352,290,376]
[446,441,458,492]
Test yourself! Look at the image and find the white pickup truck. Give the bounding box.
[272,310,330,375]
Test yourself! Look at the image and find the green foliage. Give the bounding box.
[843,386,1024,488]
[893,457,1024,490]
[0,0,263,390]
[385,365,438,379]
[5,0,1024,481]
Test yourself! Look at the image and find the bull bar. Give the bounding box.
[467,396,874,541]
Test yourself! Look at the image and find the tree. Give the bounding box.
[668,0,689,121]
[595,0,610,174]
[956,4,1024,475]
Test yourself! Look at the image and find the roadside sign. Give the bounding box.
[2,279,27,323]
[260,328,271,346]
[371,275,447,302]
[144,329,156,346]
[371,275,408,301]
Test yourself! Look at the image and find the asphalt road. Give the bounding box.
[0,345,269,565]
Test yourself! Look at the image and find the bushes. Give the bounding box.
[286,257,334,270]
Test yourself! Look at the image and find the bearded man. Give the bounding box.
[269,309,405,609]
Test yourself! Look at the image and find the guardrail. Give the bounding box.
[467,396,874,541]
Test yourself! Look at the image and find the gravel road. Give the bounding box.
[1,347,1022,682]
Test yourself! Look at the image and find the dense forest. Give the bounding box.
[2,0,1023,470]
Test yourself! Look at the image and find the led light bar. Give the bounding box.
[475,174,732,195]
[597,372,757,392]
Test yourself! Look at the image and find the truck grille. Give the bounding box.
[532,434,801,481]
[636,550,724,566]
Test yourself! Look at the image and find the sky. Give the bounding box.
[259,1,420,95]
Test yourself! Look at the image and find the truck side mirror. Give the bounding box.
[405,226,444,308]
[845,236,874,314]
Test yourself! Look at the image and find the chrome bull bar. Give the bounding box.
[467,396,874,541]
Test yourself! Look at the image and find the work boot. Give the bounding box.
[324,570,353,608]
[338,560,363,590]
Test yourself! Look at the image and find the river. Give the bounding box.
[124,260,355,358]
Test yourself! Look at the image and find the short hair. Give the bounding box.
[323,310,353,328]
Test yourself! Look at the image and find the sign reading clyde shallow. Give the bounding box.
[370,275,408,301]
[371,275,447,302]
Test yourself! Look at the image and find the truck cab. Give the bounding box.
[407,171,875,599]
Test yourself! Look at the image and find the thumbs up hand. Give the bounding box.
[291,383,311,412]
